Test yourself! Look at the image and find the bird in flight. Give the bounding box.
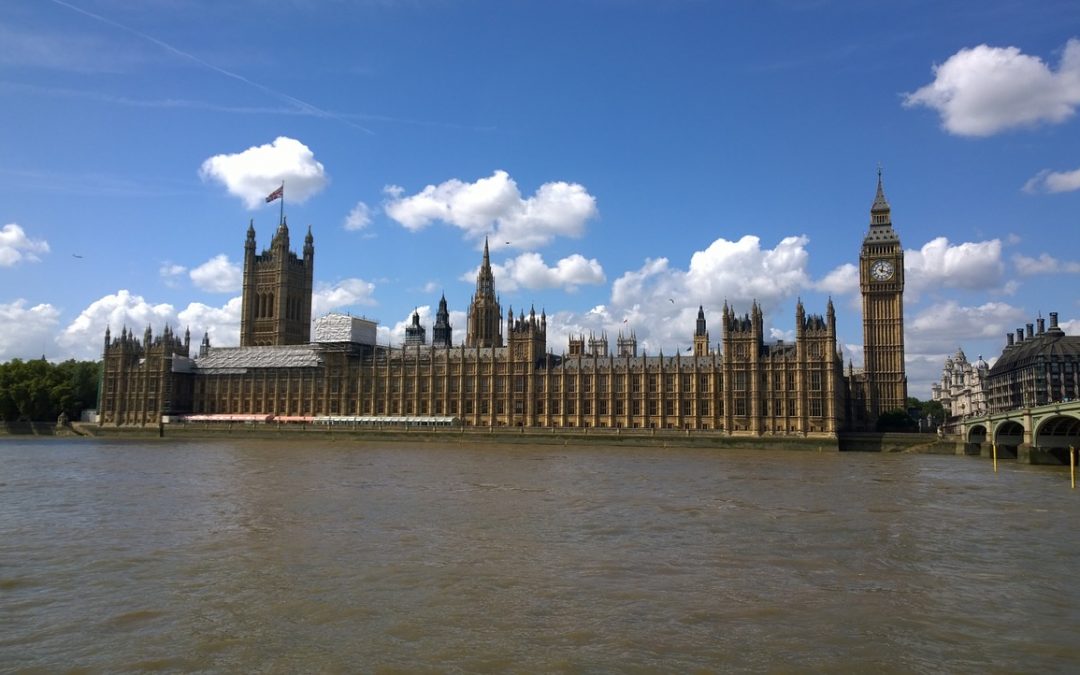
[72,254,84,259]
[668,298,674,303]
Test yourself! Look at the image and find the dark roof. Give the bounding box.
[989,329,1080,374]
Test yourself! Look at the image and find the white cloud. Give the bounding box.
[905,353,955,400]
[178,297,242,347]
[384,170,598,249]
[0,299,61,361]
[1023,167,1080,194]
[815,263,859,296]
[1060,318,1080,335]
[904,39,1080,136]
[344,201,372,231]
[544,234,816,354]
[686,235,811,304]
[903,301,1030,397]
[906,300,1026,354]
[312,278,377,318]
[0,223,50,266]
[199,137,328,209]
[1013,252,1080,275]
[905,237,1005,299]
[461,251,606,293]
[189,254,242,293]
[159,262,187,288]
[57,290,176,361]
[376,306,468,347]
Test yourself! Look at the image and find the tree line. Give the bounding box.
[0,359,100,422]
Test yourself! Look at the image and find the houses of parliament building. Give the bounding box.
[98,175,908,434]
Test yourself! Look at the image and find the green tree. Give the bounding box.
[0,358,101,422]
[876,409,918,432]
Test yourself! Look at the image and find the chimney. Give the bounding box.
[1016,328,1024,343]
[1007,333,1015,347]
[1026,323,1034,339]
[1037,316,1046,334]
[1050,312,1059,329]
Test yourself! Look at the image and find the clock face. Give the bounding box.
[871,260,894,281]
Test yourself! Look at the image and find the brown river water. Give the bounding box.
[1,439,1078,673]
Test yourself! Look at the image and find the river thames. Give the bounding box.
[2,439,1078,672]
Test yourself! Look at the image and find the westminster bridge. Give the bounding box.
[955,400,1080,465]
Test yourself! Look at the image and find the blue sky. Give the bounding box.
[2,0,1079,397]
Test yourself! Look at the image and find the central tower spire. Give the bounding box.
[466,236,503,347]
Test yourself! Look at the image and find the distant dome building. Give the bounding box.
[931,348,989,419]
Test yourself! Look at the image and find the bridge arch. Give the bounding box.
[993,420,1025,459]
[1033,414,1080,463]
[967,423,987,444]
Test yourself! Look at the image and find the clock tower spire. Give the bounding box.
[859,168,907,426]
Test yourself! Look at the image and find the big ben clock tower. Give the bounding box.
[860,169,907,422]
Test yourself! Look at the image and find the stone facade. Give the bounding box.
[931,348,989,418]
[240,219,314,347]
[99,177,906,433]
[857,170,907,425]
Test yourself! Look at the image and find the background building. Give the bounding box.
[931,348,990,419]
[986,312,1079,412]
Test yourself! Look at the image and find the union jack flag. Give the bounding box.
[265,185,284,203]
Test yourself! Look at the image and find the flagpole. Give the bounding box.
[279,180,285,227]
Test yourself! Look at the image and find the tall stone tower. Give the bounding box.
[240,219,314,347]
[859,170,907,419]
[404,308,427,346]
[432,293,453,347]
[466,237,503,348]
[693,305,710,356]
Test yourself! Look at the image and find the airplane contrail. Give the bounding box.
[47,0,374,135]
